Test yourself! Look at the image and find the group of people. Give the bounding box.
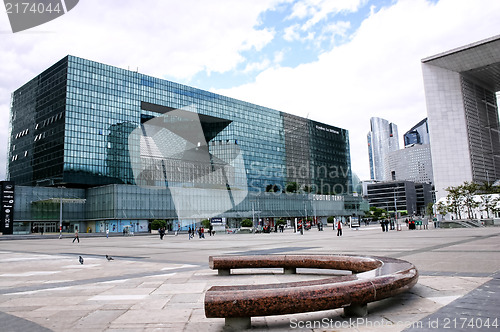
[379,219,395,232]
[188,226,206,239]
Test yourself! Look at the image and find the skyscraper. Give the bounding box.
[367,117,399,181]
[403,118,430,147]
[386,118,433,184]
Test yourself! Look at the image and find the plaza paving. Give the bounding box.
[0,225,499,331]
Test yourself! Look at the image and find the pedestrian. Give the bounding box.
[337,220,342,236]
[200,227,205,239]
[209,224,213,236]
[159,227,165,240]
[188,227,192,240]
[106,228,109,238]
[72,229,79,243]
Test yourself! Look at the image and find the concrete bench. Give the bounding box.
[204,254,418,329]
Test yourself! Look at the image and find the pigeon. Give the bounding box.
[79,256,84,264]
[106,255,114,261]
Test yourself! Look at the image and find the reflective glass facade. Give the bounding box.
[367,117,399,181]
[403,118,429,147]
[9,55,352,193]
[8,56,365,233]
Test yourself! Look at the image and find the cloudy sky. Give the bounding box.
[1,0,500,182]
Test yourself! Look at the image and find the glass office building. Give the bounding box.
[403,118,430,147]
[367,117,399,181]
[8,55,365,233]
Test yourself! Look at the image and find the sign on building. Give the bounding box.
[1,181,15,235]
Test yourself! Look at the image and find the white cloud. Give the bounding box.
[243,59,272,73]
[215,0,500,180]
[289,0,367,30]
[2,0,500,186]
[284,23,301,41]
[0,0,284,180]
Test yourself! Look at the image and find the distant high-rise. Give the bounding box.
[422,35,500,200]
[367,117,399,181]
[387,118,434,184]
[404,118,429,147]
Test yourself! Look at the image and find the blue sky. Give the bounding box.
[189,0,403,89]
[1,0,499,182]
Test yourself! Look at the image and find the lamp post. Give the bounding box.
[393,187,398,230]
[58,186,65,239]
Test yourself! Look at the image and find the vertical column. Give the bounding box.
[1,181,15,235]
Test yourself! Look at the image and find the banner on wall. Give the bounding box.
[1,181,15,235]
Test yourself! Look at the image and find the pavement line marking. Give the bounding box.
[427,295,461,305]
[0,271,60,277]
[4,286,73,296]
[88,294,148,301]
[161,264,197,270]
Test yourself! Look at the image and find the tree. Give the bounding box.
[460,182,480,219]
[276,219,286,226]
[151,219,166,230]
[445,186,462,219]
[490,196,500,217]
[266,184,279,193]
[302,185,312,193]
[365,206,387,221]
[425,202,434,217]
[201,219,211,228]
[241,219,253,227]
[286,182,298,193]
[478,181,500,194]
[327,216,335,224]
[436,201,448,216]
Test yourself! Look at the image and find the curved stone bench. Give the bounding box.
[204,254,418,329]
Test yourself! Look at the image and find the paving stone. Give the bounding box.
[0,227,499,331]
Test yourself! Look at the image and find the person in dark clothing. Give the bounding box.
[72,229,79,243]
[337,220,342,236]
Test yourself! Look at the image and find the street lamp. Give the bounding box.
[58,186,65,239]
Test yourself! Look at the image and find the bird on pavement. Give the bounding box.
[79,256,84,264]
[106,255,114,261]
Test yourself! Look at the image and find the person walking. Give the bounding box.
[106,228,109,239]
[72,229,79,243]
[337,220,342,236]
[188,226,192,240]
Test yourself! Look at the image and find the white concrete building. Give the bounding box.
[422,35,500,200]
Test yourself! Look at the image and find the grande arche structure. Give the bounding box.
[422,35,500,201]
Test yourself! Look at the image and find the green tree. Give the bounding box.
[480,195,493,218]
[151,219,166,230]
[365,206,387,221]
[201,219,211,228]
[436,201,448,216]
[286,182,298,193]
[327,216,335,224]
[461,182,480,219]
[266,184,279,192]
[425,202,434,217]
[276,219,286,226]
[445,186,462,219]
[241,219,253,227]
[478,181,500,194]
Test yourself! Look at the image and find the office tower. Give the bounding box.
[367,117,399,181]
